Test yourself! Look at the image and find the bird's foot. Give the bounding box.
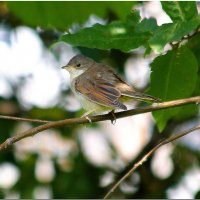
[109,110,116,125]
[84,116,92,123]
[81,113,92,123]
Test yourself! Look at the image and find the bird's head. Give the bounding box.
[62,55,95,78]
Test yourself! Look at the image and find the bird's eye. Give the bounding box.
[76,63,81,67]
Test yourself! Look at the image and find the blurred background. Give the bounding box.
[0,1,200,199]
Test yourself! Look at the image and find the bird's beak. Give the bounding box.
[62,65,74,72]
[62,64,72,69]
[61,65,67,69]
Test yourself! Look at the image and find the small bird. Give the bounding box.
[62,55,160,118]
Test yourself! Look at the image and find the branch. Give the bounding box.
[103,124,200,199]
[0,115,50,123]
[170,28,200,49]
[0,96,199,151]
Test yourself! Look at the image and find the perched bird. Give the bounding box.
[62,55,160,118]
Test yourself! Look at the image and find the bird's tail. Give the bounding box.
[122,91,161,102]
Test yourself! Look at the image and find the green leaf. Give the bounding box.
[195,190,200,199]
[174,104,198,121]
[135,18,157,55]
[161,1,198,22]
[149,46,198,132]
[149,17,200,53]
[60,13,150,52]
[186,33,200,95]
[135,18,157,33]
[7,2,134,30]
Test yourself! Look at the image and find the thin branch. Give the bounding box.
[103,124,200,199]
[0,96,199,151]
[170,28,200,50]
[0,115,50,123]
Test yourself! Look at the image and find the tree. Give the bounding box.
[0,1,199,199]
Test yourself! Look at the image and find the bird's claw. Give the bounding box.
[84,116,92,123]
[109,110,116,125]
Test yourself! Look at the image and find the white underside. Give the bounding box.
[70,76,105,114]
[67,68,112,114]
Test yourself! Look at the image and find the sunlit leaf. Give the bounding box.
[60,13,151,52]
[161,1,198,22]
[149,17,200,53]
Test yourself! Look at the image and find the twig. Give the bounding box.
[0,115,50,123]
[103,124,200,199]
[0,96,199,151]
[171,28,200,49]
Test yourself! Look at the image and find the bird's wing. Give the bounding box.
[75,70,127,110]
[99,66,161,103]
[121,90,161,102]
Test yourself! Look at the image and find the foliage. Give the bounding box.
[7,2,134,30]
[161,1,198,22]
[60,13,150,52]
[0,1,200,199]
[60,2,200,54]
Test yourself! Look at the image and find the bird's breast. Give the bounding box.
[71,78,101,111]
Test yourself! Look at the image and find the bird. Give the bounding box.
[62,54,160,120]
